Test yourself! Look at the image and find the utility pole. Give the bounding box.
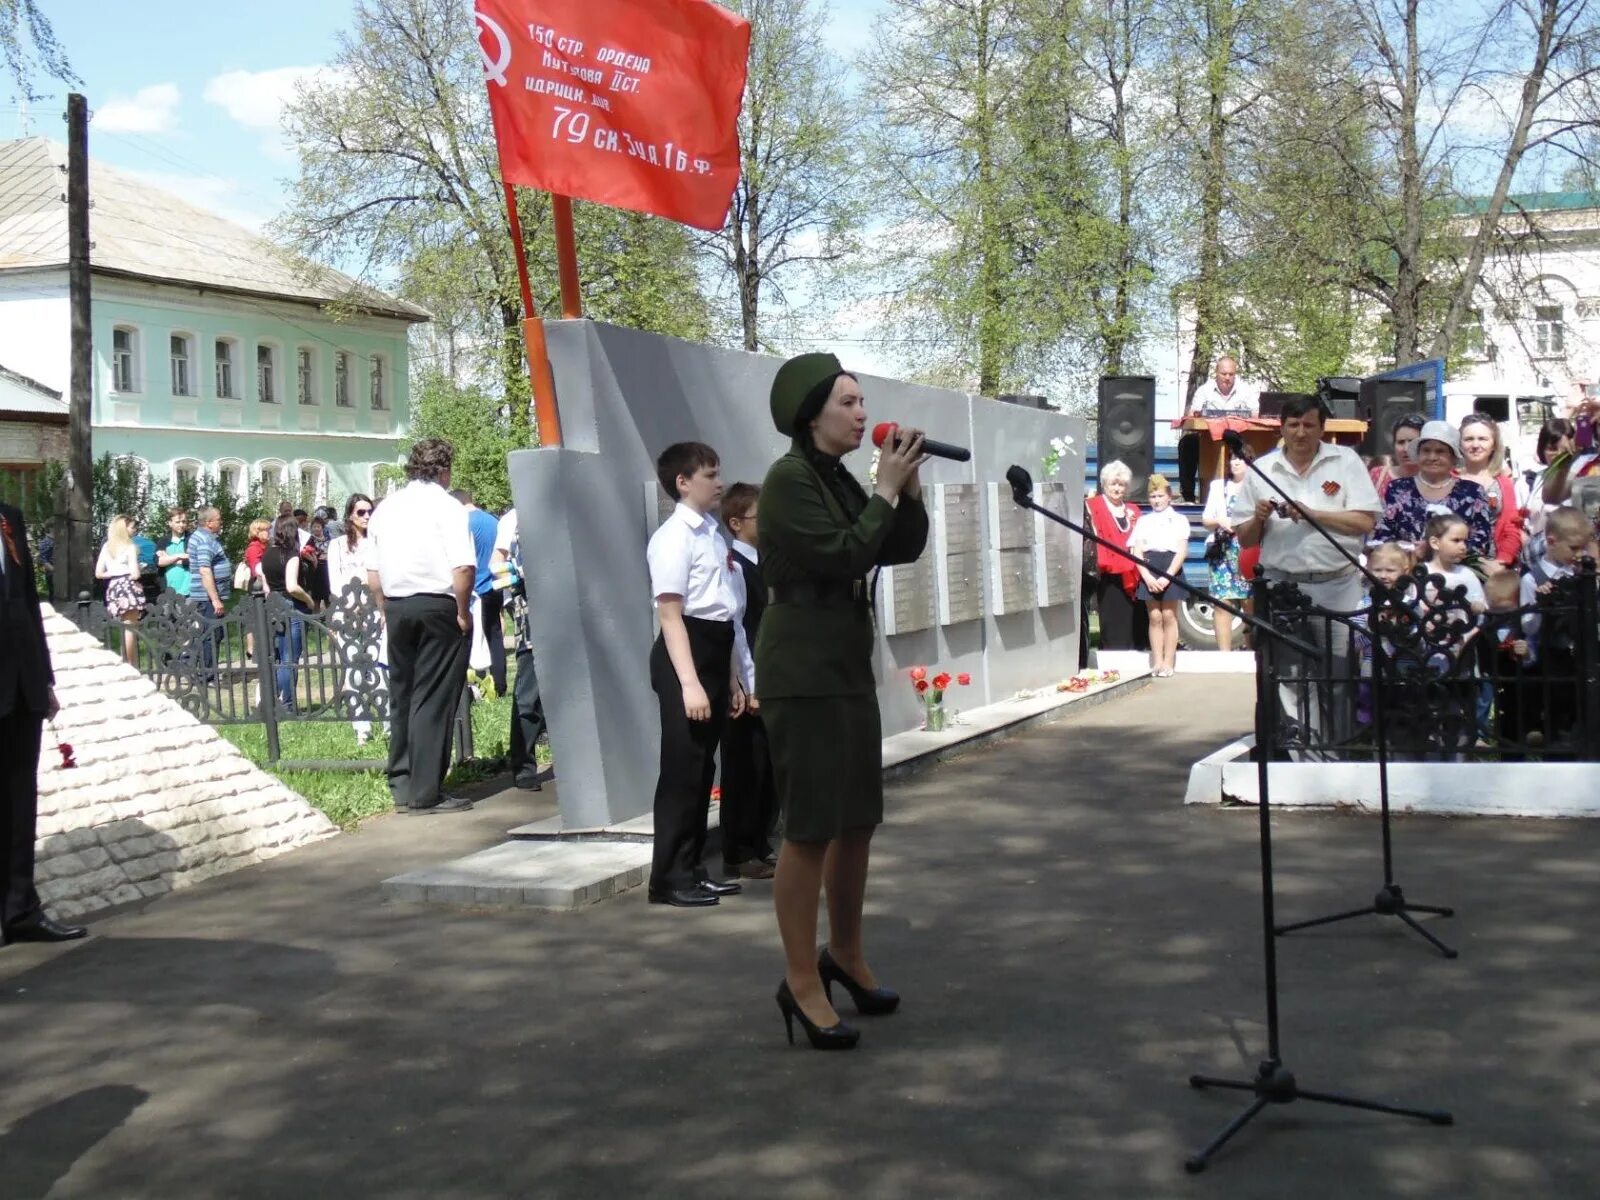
[64,93,92,601]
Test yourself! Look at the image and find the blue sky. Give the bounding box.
[2,0,890,234]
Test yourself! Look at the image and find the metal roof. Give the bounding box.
[1454,189,1600,215]
[0,362,67,418]
[0,137,430,322]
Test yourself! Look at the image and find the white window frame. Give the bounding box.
[1534,304,1566,357]
[214,336,240,399]
[335,351,352,408]
[369,353,387,411]
[257,342,280,404]
[172,457,203,494]
[111,325,140,393]
[259,459,287,508]
[296,346,317,406]
[170,331,196,397]
[215,458,247,503]
[297,461,328,507]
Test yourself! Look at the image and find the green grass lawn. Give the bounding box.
[219,666,550,829]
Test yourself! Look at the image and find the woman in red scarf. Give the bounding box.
[1086,460,1145,649]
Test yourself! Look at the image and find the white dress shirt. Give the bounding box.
[1230,442,1381,574]
[647,502,753,691]
[326,534,373,591]
[494,509,519,555]
[1129,506,1191,558]
[1189,379,1259,417]
[367,480,475,597]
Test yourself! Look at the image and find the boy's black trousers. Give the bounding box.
[650,616,732,892]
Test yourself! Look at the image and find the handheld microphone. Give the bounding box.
[871,422,972,463]
[1005,465,1034,500]
[1221,429,1253,460]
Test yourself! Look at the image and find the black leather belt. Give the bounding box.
[768,579,867,607]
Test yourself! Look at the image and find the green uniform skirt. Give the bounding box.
[762,694,883,843]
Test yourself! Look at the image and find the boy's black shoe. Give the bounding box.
[695,875,743,896]
[408,795,474,815]
[649,886,719,908]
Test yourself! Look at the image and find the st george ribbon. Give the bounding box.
[475,0,751,231]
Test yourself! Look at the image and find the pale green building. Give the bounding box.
[0,137,429,510]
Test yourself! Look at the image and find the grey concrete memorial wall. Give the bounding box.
[509,320,1086,830]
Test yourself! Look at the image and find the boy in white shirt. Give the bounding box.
[646,443,752,908]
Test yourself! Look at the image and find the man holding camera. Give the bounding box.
[1230,394,1380,755]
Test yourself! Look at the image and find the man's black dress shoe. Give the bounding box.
[695,876,743,897]
[648,887,719,908]
[513,773,543,792]
[408,795,474,815]
[5,914,87,944]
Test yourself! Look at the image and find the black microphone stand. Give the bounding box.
[1008,467,1453,1172]
[1221,431,1456,959]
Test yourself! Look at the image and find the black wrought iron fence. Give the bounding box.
[67,579,474,769]
[1255,560,1600,762]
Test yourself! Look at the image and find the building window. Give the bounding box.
[335,352,351,407]
[170,334,194,396]
[215,338,237,398]
[260,461,285,507]
[297,348,316,405]
[257,344,278,403]
[1463,309,1485,358]
[299,462,327,506]
[1535,305,1565,356]
[173,458,202,497]
[112,326,139,392]
[217,460,244,501]
[370,355,387,410]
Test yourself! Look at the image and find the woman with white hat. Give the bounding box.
[1374,420,1495,558]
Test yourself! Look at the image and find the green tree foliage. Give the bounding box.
[87,455,270,564]
[705,0,865,351]
[276,0,713,438]
[394,370,519,513]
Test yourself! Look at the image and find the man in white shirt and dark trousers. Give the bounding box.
[1230,394,1381,757]
[1179,356,1259,502]
[367,438,477,814]
[646,442,753,908]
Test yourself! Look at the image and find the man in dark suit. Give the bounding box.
[0,503,87,944]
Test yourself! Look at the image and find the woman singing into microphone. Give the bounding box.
[758,353,929,1051]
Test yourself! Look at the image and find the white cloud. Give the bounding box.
[203,66,343,157]
[121,167,278,234]
[94,84,182,135]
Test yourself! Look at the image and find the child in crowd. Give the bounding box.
[1128,473,1191,677]
[645,442,753,908]
[1520,506,1594,752]
[1481,570,1535,752]
[1417,513,1486,755]
[718,482,779,880]
[1352,541,1414,728]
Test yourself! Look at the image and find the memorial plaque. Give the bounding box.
[880,556,936,635]
[933,483,984,626]
[986,482,1036,615]
[1032,481,1079,609]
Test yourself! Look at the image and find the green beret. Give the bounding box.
[770,351,844,435]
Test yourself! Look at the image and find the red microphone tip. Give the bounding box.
[871,422,897,448]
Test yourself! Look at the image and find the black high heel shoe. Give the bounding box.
[775,980,860,1050]
[818,947,901,1015]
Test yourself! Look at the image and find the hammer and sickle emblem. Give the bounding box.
[476,13,512,87]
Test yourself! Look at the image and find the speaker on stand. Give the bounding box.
[1359,379,1429,458]
[1098,376,1156,504]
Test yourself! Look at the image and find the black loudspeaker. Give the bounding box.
[1098,375,1156,503]
[1317,376,1362,420]
[1358,378,1428,457]
[998,392,1052,410]
[1474,395,1511,422]
[1258,391,1305,419]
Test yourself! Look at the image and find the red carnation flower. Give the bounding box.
[57,742,77,769]
[914,679,930,694]
[956,673,971,686]
[710,786,722,802]
[909,666,928,683]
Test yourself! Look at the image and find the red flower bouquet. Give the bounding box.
[908,665,970,732]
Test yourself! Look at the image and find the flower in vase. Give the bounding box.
[957,673,971,686]
[933,672,952,691]
[914,679,930,694]
[909,665,928,683]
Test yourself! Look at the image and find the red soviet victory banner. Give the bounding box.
[475,0,751,231]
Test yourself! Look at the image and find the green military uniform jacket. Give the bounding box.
[755,448,929,699]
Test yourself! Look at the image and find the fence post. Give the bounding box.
[254,587,281,766]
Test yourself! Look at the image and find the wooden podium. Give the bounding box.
[1172,415,1368,489]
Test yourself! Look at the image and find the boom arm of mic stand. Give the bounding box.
[1009,479,1321,660]
[1225,435,1382,592]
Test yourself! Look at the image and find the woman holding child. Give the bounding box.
[757,352,929,1052]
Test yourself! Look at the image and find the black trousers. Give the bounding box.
[720,711,775,866]
[479,587,508,696]
[1094,575,1148,650]
[385,594,471,809]
[0,696,44,934]
[1178,432,1201,502]
[508,646,546,785]
[650,617,732,891]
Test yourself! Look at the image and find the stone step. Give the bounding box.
[381,839,652,911]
